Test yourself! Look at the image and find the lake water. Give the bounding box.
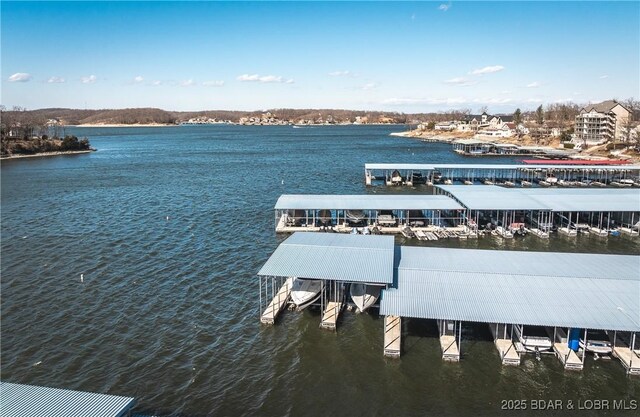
[2,125,638,416]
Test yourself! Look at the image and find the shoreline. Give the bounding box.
[72,123,177,127]
[1,149,95,160]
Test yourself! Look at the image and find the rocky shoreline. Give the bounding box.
[1,149,95,160]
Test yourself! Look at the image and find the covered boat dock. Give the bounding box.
[436,185,640,238]
[365,163,640,187]
[258,233,640,372]
[380,246,640,371]
[258,233,394,330]
[0,382,137,417]
[274,194,468,237]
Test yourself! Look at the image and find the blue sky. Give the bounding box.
[1,1,638,113]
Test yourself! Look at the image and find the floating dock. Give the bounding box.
[259,233,640,374]
[365,163,640,188]
[553,343,583,370]
[260,277,293,325]
[384,315,402,358]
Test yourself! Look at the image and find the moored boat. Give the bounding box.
[514,324,553,352]
[290,278,324,310]
[350,283,382,313]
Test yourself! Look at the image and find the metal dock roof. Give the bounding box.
[380,247,640,331]
[437,185,640,212]
[0,382,136,417]
[365,163,435,170]
[365,163,640,171]
[258,232,394,284]
[275,194,463,210]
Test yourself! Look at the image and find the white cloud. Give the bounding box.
[362,82,378,90]
[180,79,196,87]
[47,76,65,83]
[526,81,541,88]
[236,73,289,83]
[203,80,224,87]
[81,75,97,84]
[258,75,282,83]
[444,77,477,86]
[8,73,32,82]
[152,80,162,86]
[599,75,609,79]
[470,65,505,75]
[329,70,352,77]
[237,74,260,81]
[285,79,295,84]
[438,3,451,12]
[134,76,144,83]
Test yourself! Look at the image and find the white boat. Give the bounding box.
[580,330,613,355]
[545,176,558,185]
[514,324,553,352]
[290,278,324,310]
[350,283,382,313]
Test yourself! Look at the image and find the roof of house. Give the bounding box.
[582,100,630,114]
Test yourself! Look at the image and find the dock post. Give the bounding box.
[383,315,401,358]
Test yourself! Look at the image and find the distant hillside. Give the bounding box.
[0,107,450,126]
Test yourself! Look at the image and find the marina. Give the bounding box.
[365,163,640,187]
[452,139,573,158]
[274,188,640,241]
[258,233,640,373]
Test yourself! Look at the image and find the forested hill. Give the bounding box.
[0,107,461,125]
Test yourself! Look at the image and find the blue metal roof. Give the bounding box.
[365,163,640,171]
[0,382,136,417]
[380,247,640,331]
[257,232,394,284]
[438,185,640,212]
[275,194,463,210]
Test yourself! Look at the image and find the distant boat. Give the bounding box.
[346,210,367,224]
[580,330,613,355]
[350,284,381,312]
[318,209,332,226]
[390,170,403,185]
[290,278,324,310]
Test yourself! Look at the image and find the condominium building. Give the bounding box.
[574,100,630,144]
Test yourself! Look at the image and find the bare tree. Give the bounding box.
[621,98,640,143]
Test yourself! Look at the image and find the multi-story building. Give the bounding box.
[574,100,630,144]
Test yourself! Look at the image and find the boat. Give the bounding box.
[545,176,558,185]
[401,226,415,238]
[290,278,324,310]
[580,330,613,355]
[444,178,453,185]
[350,283,382,313]
[390,170,403,185]
[410,172,427,185]
[346,210,367,225]
[513,324,553,352]
[509,222,527,236]
[318,209,332,227]
[483,179,495,185]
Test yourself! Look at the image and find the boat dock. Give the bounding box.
[258,233,395,330]
[384,315,402,358]
[259,233,640,372]
[453,139,573,158]
[554,343,584,371]
[490,324,521,365]
[438,319,461,362]
[365,163,640,188]
[260,277,293,325]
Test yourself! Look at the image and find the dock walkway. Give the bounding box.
[495,338,521,365]
[440,335,460,362]
[613,346,640,375]
[260,277,293,325]
[554,343,583,371]
[320,301,343,330]
[384,315,401,358]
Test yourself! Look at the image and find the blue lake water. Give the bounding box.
[2,125,638,416]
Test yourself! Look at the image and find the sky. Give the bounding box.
[1,1,639,113]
